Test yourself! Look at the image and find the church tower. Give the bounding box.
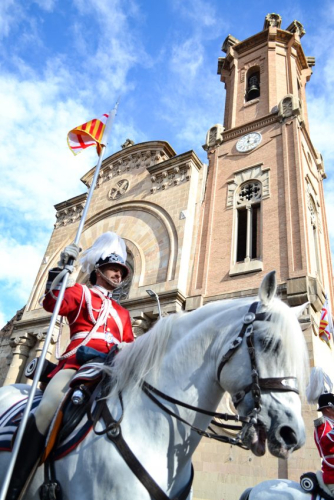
[191,13,334,499]
[194,12,332,329]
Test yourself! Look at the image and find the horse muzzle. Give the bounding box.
[268,422,306,458]
[241,411,306,458]
[247,422,267,457]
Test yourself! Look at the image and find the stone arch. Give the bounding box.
[27,201,178,309]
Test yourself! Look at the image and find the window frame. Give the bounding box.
[230,180,263,276]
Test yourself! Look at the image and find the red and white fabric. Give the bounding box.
[315,416,334,484]
[43,283,134,376]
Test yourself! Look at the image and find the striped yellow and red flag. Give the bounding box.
[67,112,109,155]
[319,298,333,348]
[67,104,119,155]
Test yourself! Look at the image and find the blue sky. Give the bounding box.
[1,0,334,328]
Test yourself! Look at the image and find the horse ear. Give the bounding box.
[258,271,277,306]
[291,302,309,318]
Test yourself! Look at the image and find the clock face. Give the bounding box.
[236,132,262,152]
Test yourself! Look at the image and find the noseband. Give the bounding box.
[217,301,299,420]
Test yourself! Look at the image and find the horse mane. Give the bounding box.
[105,295,309,401]
[106,312,180,400]
[258,297,309,396]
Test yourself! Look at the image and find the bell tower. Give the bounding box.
[191,14,334,497]
[193,12,333,320]
[220,14,312,131]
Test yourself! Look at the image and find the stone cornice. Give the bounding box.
[222,113,279,142]
[122,289,186,313]
[203,282,287,304]
[147,150,203,175]
[81,141,177,189]
[54,193,87,229]
[11,315,60,344]
[218,28,309,71]
[233,30,270,55]
[11,315,60,334]
[54,193,87,211]
[147,150,203,194]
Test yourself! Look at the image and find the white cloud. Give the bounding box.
[0,236,46,299]
[71,0,151,95]
[0,233,48,328]
[170,38,204,81]
[32,0,57,11]
[0,74,93,225]
[0,0,24,40]
[171,0,224,35]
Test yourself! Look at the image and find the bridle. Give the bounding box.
[217,301,299,429]
[141,300,299,447]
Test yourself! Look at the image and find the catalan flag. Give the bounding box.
[319,297,333,348]
[67,104,118,156]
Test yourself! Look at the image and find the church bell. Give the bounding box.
[247,74,260,100]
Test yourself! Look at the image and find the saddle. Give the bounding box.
[300,471,334,499]
[43,346,118,462]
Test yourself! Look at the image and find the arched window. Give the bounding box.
[308,196,321,279]
[236,181,262,262]
[246,67,260,102]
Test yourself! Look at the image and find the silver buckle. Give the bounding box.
[244,312,256,324]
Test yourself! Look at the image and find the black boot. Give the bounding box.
[6,415,45,500]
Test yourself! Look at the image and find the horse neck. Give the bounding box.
[145,313,228,429]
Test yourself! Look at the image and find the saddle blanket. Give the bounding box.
[0,394,92,461]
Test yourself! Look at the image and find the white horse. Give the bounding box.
[0,272,309,500]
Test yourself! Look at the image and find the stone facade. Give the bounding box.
[1,13,334,500]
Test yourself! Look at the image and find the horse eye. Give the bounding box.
[259,336,281,355]
[260,336,273,352]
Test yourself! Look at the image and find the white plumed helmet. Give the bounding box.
[80,232,129,282]
[306,366,334,409]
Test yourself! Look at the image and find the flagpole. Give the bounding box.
[0,106,116,500]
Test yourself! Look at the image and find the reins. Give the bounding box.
[141,380,250,448]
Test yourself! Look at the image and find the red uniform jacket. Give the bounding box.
[314,416,334,484]
[43,283,134,374]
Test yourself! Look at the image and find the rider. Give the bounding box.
[314,392,334,496]
[7,231,134,500]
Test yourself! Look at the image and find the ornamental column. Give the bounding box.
[4,333,36,386]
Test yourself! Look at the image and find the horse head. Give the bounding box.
[216,271,308,459]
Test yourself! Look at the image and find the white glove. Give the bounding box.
[58,243,81,268]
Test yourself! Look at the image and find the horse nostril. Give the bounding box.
[278,426,298,446]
